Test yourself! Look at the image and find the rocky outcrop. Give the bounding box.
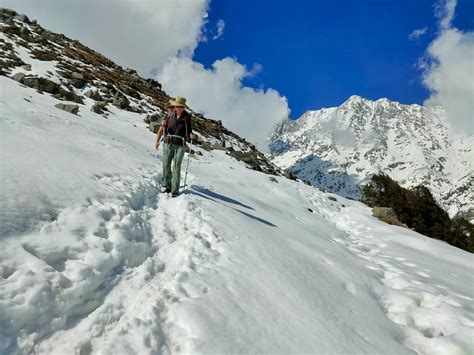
[84,89,103,101]
[372,207,406,228]
[1,7,285,178]
[55,103,79,115]
[91,101,108,114]
[13,74,83,103]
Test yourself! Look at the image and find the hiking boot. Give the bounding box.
[171,193,179,198]
[161,187,171,193]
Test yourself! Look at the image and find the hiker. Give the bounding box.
[155,96,195,197]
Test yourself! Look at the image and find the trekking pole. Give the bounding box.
[183,143,191,191]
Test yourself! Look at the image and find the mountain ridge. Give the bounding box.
[269,96,473,218]
[0,7,282,178]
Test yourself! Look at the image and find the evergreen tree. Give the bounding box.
[363,174,473,253]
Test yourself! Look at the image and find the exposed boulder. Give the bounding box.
[144,114,160,124]
[149,121,160,133]
[68,72,86,88]
[211,142,226,151]
[284,169,297,180]
[12,72,26,82]
[22,75,39,89]
[112,92,130,109]
[372,207,406,227]
[145,78,162,89]
[84,89,103,101]
[19,26,30,36]
[91,101,108,114]
[14,14,31,24]
[55,103,79,115]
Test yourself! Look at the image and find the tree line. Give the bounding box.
[362,174,473,253]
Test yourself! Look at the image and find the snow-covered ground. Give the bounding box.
[1,77,473,354]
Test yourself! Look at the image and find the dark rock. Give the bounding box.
[211,142,226,151]
[37,78,56,93]
[149,121,160,133]
[14,14,31,24]
[91,101,108,114]
[112,93,130,109]
[72,72,84,80]
[201,142,212,151]
[63,72,86,89]
[55,103,79,115]
[22,64,31,71]
[328,196,337,202]
[19,26,30,36]
[308,208,313,213]
[84,89,103,101]
[124,86,140,99]
[284,169,297,180]
[12,72,26,82]
[22,76,40,89]
[145,78,161,89]
[269,177,278,183]
[31,49,57,61]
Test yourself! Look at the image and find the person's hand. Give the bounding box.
[155,141,160,150]
[190,133,197,141]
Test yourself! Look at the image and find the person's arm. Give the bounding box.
[186,116,196,142]
[156,116,169,149]
[155,126,164,149]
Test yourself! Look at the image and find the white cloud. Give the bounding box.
[6,0,290,148]
[2,0,209,75]
[158,57,289,151]
[434,0,457,30]
[421,0,474,134]
[213,19,225,40]
[409,26,428,40]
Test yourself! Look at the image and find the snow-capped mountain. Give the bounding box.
[269,95,473,217]
[1,9,473,355]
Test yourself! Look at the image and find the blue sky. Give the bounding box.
[195,0,474,118]
[5,0,473,145]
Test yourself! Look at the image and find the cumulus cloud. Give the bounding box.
[409,26,428,40]
[213,19,225,40]
[434,0,457,30]
[158,57,289,150]
[6,0,290,148]
[2,0,209,75]
[421,0,474,134]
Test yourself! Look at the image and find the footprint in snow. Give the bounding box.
[344,282,357,295]
[321,258,334,266]
[416,271,430,278]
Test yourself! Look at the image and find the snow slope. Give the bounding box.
[1,78,474,355]
[269,96,473,218]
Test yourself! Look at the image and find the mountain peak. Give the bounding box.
[269,97,473,217]
[346,95,366,103]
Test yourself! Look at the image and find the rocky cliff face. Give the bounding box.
[0,7,281,176]
[269,95,473,217]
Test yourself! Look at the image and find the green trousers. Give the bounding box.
[162,143,184,194]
